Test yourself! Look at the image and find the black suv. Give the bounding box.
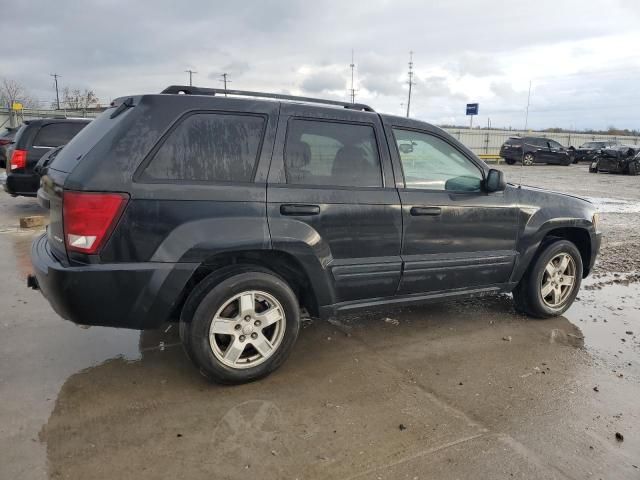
[499,136,573,166]
[30,87,601,384]
[0,127,18,169]
[589,146,639,175]
[4,118,91,197]
[574,141,619,163]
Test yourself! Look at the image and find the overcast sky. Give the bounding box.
[4,0,640,130]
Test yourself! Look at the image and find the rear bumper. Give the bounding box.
[4,172,39,197]
[30,234,198,329]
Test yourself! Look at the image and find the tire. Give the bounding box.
[629,162,639,176]
[522,153,535,166]
[505,158,516,165]
[181,269,300,384]
[513,239,583,318]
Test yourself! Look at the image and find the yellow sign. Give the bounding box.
[12,102,23,110]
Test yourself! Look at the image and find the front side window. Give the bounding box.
[33,123,87,147]
[142,113,265,182]
[284,119,382,187]
[393,129,483,192]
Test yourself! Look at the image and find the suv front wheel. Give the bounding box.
[513,240,583,318]
[182,270,301,384]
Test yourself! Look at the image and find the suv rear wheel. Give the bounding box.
[522,153,535,166]
[182,270,301,384]
[513,240,583,318]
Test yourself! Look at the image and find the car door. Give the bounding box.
[383,120,519,295]
[267,104,402,306]
[547,140,568,164]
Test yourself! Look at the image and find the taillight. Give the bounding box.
[63,191,128,254]
[10,149,27,171]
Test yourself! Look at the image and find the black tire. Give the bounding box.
[181,268,300,384]
[505,158,516,165]
[512,239,583,318]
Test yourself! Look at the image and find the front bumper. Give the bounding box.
[30,234,198,329]
[588,231,602,275]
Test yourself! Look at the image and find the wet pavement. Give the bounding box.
[0,164,639,479]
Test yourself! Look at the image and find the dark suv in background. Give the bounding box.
[0,127,18,169]
[4,118,90,197]
[573,141,620,163]
[30,87,601,384]
[499,136,573,166]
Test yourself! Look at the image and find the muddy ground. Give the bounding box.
[0,163,638,479]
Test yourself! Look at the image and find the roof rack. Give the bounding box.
[161,85,375,112]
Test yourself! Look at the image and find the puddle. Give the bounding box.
[584,197,640,213]
[564,273,640,378]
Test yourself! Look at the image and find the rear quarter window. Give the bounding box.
[140,113,265,183]
[33,122,88,147]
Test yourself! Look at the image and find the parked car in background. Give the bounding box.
[589,146,639,175]
[4,118,91,197]
[0,127,18,169]
[30,86,600,384]
[573,140,620,163]
[499,136,574,166]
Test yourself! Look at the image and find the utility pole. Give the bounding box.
[185,69,197,86]
[524,80,532,131]
[349,49,356,104]
[50,73,61,110]
[406,51,415,118]
[220,73,231,96]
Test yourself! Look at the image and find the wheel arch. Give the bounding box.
[511,223,593,284]
[173,249,330,323]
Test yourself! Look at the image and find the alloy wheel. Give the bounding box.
[540,253,576,308]
[209,290,286,369]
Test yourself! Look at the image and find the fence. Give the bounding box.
[2,107,638,157]
[442,128,640,156]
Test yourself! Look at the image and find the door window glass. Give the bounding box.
[393,129,483,192]
[284,119,382,187]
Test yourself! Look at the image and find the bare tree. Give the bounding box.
[0,78,26,108]
[62,87,98,111]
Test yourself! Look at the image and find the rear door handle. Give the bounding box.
[280,204,320,216]
[410,206,441,216]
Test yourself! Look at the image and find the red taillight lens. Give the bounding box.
[63,191,128,254]
[10,149,27,171]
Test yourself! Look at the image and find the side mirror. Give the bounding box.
[485,169,506,192]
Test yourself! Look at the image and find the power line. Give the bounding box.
[184,69,197,86]
[524,80,532,131]
[220,73,231,96]
[406,51,415,118]
[50,73,61,110]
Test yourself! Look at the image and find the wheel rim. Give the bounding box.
[523,154,534,166]
[209,290,286,369]
[540,253,577,308]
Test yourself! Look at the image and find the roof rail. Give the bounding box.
[160,85,375,112]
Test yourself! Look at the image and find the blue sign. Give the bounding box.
[466,103,479,115]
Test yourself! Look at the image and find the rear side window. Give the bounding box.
[284,119,382,187]
[142,113,265,183]
[33,123,87,147]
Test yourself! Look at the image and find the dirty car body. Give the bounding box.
[30,86,602,383]
[591,146,640,175]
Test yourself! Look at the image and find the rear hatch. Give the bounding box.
[41,99,137,261]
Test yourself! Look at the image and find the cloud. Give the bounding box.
[300,69,345,93]
[1,0,639,130]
